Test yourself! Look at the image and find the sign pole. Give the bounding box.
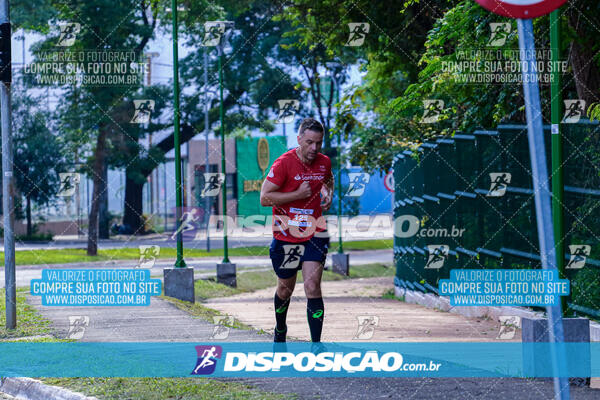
[171,0,186,268]
[517,18,569,399]
[0,0,15,330]
[550,9,566,315]
[218,50,229,264]
[204,48,211,253]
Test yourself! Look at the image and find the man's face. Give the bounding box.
[297,129,324,162]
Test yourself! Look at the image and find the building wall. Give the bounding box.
[188,138,237,216]
[236,136,288,217]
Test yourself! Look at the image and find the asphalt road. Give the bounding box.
[5,226,394,251]
[231,377,598,399]
[1,249,393,288]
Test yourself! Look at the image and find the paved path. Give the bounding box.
[20,273,600,399]
[26,295,265,342]
[206,279,599,399]
[205,277,513,342]
[2,250,392,288]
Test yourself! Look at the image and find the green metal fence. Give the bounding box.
[393,121,600,317]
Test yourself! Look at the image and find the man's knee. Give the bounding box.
[303,280,321,298]
[277,280,295,299]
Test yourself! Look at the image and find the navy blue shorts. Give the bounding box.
[270,236,330,279]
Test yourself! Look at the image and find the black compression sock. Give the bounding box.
[274,293,290,332]
[306,297,324,342]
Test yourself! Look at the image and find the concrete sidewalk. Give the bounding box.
[26,295,265,342]
[205,277,513,342]
[19,275,600,400]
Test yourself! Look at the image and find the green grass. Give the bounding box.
[382,288,403,301]
[163,263,394,330]
[193,263,394,301]
[0,287,53,339]
[160,295,259,332]
[0,239,392,266]
[42,378,292,400]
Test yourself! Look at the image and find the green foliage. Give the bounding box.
[588,103,600,122]
[12,90,65,213]
[179,0,304,137]
[571,267,600,313]
[349,1,527,171]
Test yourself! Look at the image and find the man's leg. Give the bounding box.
[274,274,296,342]
[302,260,325,342]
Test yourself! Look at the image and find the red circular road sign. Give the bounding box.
[475,0,566,19]
[384,171,394,193]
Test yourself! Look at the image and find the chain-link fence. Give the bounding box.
[393,121,600,318]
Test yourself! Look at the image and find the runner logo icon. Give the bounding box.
[131,100,155,124]
[276,100,300,124]
[354,315,379,340]
[58,173,80,197]
[425,245,449,269]
[487,172,511,197]
[192,345,223,375]
[138,245,160,268]
[345,23,369,47]
[57,23,80,46]
[563,99,586,123]
[488,23,511,47]
[421,100,444,123]
[497,316,520,340]
[566,244,591,269]
[202,173,225,197]
[346,173,370,197]
[210,316,234,340]
[281,244,305,269]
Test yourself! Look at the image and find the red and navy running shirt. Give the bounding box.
[265,148,332,243]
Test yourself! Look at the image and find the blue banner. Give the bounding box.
[439,269,569,306]
[30,269,161,306]
[0,342,594,378]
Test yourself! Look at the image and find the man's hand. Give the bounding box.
[320,192,332,211]
[320,172,333,211]
[296,181,312,199]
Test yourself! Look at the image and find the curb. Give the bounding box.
[0,378,98,400]
[395,286,600,341]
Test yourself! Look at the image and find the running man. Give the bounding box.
[260,118,333,343]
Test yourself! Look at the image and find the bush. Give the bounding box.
[570,267,600,314]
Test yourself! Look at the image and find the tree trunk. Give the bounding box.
[87,127,108,256]
[123,172,145,234]
[98,162,109,239]
[567,1,600,108]
[569,42,600,107]
[120,122,199,235]
[26,196,32,237]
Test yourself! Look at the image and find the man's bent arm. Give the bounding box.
[260,179,299,206]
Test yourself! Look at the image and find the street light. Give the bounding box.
[325,61,350,275]
[163,0,195,303]
[204,20,237,287]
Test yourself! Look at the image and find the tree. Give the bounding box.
[275,0,599,173]
[27,0,163,254]
[121,0,305,233]
[12,93,65,236]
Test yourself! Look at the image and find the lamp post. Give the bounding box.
[163,0,195,303]
[550,9,566,315]
[203,48,211,253]
[204,21,237,287]
[326,61,349,275]
[1,0,16,329]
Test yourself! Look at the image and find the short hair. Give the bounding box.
[298,117,324,136]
